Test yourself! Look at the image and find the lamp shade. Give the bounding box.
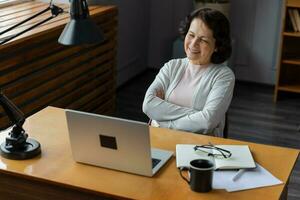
[58,18,104,45]
[58,0,105,45]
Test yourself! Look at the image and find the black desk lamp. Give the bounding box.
[0,92,40,159]
[0,0,104,159]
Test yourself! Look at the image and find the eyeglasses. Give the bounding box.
[193,144,232,159]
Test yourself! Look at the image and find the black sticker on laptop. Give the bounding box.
[99,134,118,150]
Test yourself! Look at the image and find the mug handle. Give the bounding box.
[179,167,190,184]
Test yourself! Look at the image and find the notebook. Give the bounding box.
[65,109,173,177]
[176,144,256,170]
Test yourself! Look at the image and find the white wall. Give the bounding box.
[147,0,193,69]
[230,0,283,84]
[99,0,150,86]
[41,0,150,87]
[41,0,283,85]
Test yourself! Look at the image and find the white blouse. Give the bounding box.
[168,62,209,108]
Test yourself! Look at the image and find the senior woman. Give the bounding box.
[142,8,235,137]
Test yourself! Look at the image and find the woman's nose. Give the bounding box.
[190,38,198,47]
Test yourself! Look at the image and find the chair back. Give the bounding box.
[223,112,229,138]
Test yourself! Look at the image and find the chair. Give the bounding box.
[223,112,229,138]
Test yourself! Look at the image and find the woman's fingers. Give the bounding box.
[156,89,165,99]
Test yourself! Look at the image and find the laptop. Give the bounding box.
[65,109,173,177]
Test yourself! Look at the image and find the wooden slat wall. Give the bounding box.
[0,1,117,128]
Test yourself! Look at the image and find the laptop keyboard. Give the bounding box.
[152,158,161,168]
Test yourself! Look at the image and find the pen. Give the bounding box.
[232,169,246,181]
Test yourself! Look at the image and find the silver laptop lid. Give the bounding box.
[65,109,153,176]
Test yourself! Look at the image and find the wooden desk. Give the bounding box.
[0,107,299,200]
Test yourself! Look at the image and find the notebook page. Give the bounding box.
[213,145,256,170]
[176,144,214,168]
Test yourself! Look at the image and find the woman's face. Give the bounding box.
[184,18,216,65]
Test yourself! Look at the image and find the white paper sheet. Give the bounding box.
[213,163,283,192]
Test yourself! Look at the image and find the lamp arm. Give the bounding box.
[0,6,51,36]
[0,5,64,45]
[0,91,25,126]
[0,91,28,151]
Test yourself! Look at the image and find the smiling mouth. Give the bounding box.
[189,48,200,54]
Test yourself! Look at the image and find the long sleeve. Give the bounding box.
[163,68,235,133]
[142,60,196,121]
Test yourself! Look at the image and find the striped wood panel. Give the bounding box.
[0,1,117,128]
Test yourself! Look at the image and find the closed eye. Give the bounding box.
[187,33,195,38]
[199,38,209,43]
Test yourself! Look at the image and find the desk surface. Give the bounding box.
[0,106,299,200]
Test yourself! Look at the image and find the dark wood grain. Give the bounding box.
[0,2,117,129]
[0,172,115,200]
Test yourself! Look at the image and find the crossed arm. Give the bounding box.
[165,72,234,133]
[142,64,235,133]
[142,64,196,122]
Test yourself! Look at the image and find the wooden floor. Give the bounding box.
[114,69,300,200]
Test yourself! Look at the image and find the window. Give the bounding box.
[0,0,32,8]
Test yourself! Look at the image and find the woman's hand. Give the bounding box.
[156,89,165,100]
